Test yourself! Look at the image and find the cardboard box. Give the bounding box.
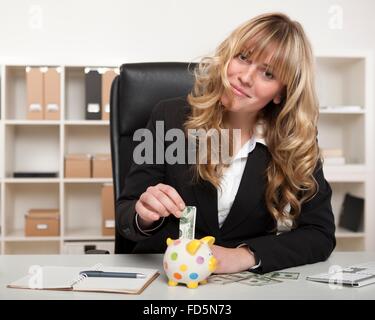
[92,154,112,178]
[25,209,60,236]
[65,154,91,178]
[101,69,117,120]
[85,70,102,120]
[44,67,61,120]
[26,67,44,120]
[101,184,115,236]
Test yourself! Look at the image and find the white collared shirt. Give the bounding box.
[217,133,266,228]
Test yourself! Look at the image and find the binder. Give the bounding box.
[101,184,115,236]
[338,193,364,232]
[26,67,44,120]
[44,67,61,120]
[101,69,117,120]
[85,70,102,120]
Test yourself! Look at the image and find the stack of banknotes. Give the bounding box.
[208,271,299,286]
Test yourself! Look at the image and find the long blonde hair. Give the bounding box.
[184,12,321,225]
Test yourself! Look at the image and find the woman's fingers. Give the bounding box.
[156,184,186,211]
[135,200,160,221]
[140,191,169,217]
[149,187,182,217]
[137,183,186,221]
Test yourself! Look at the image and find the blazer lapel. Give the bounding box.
[219,145,270,235]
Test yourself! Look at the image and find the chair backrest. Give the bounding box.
[110,62,196,253]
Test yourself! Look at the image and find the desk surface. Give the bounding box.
[1,252,374,300]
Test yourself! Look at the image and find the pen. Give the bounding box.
[79,270,146,279]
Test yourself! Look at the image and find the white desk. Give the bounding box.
[0,252,374,300]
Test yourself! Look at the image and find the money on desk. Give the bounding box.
[208,271,300,286]
[208,272,280,286]
[208,272,253,285]
[179,206,196,239]
[264,271,300,280]
[237,274,283,286]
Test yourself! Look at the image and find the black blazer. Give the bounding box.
[116,97,336,273]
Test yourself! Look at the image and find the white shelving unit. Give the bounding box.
[0,63,116,254]
[316,51,374,251]
[0,53,373,254]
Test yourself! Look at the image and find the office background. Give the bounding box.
[0,0,374,254]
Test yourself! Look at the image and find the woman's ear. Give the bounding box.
[274,86,286,104]
[273,94,282,104]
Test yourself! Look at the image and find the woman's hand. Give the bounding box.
[211,245,256,274]
[135,183,185,229]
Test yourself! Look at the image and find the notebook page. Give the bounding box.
[8,266,84,290]
[72,267,159,294]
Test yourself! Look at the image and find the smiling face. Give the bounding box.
[220,48,285,117]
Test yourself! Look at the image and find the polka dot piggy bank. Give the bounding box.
[163,236,217,289]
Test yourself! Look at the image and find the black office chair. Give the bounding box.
[110,62,196,253]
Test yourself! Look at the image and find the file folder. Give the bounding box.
[85,69,102,120]
[44,67,61,120]
[26,67,44,120]
[101,184,115,236]
[101,69,117,120]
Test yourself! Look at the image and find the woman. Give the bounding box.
[117,12,336,274]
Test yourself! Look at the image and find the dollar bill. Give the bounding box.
[208,272,283,286]
[207,275,229,285]
[238,274,283,286]
[179,206,196,239]
[264,271,300,280]
[208,272,254,285]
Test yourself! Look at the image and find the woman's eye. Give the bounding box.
[238,53,249,62]
[264,70,274,79]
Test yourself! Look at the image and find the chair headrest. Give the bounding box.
[115,62,196,136]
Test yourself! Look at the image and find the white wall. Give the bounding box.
[0,0,374,65]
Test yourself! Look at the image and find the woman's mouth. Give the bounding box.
[230,84,251,98]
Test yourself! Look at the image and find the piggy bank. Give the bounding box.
[163,236,217,289]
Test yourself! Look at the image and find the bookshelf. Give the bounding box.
[0,53,373,254]
[0,63,117,254]
[316,52,374,251]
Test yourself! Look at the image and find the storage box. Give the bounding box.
[101,69,117,120]
[44,67,61,120]
[101,184,115,236]
[92,154,112,178]
[25,209,60,236]
[65,154,91,178]
[26,67,44,120]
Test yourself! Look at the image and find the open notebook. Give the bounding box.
[8,266,159,295]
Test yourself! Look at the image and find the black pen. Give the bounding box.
[79,270,146,279]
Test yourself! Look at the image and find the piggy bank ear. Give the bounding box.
[186,239,201,255]
[200,236,215,246]
[166,238,174,246]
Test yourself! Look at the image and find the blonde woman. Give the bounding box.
[117,12,336,274]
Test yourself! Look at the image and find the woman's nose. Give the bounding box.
[239,64,256,87]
